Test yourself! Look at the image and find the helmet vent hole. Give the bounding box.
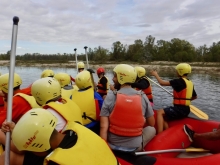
[30,112,38,116]
[50,120,56,127]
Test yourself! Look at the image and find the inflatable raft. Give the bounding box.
[118,112,220,165]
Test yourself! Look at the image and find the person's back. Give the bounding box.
[96,67,109,99]
[100,64,156,165]
[72,70,103,134]
[132,66,153,104]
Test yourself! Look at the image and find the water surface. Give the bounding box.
[1,66,219,120]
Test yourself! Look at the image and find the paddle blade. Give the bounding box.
[185,148,209,152]
[190,105,209,120]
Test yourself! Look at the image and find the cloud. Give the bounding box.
[0,0,220,55]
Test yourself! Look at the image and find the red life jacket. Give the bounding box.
[97,76,109,94]
[173,78,193,106]
[0,97,4,106]
[109,93,145,137]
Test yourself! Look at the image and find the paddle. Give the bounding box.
[5,16,19,165]
[146,76,209,120]
[135,148,209,155]
[74,48,78,72]
[84,46,95,89]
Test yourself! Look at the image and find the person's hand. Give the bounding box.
[109,84,115,91]
[1,121,15,133]
[151,70,158,77]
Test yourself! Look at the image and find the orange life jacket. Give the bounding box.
[109,92,145,137]
[173,78,193,106]
[136,77,153,101]
[97,76,109,94]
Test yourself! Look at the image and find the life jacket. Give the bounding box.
[44,122,119,165]
[109,92,145,137]
[72,87,100,126]
[0,97,4,106]
[173,78,193,106]
[15,93,40,108]
[136,77,153,102]
[44,97,83,124]
[61,86,74,99]
[97,76,109,94]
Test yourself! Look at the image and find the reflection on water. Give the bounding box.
[0,66,220,120]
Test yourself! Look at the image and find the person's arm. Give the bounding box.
[100,116,109,141]
[146,116,155,127]
[70,76,75,82]
[191,87,197,101]
[151,70,170,86]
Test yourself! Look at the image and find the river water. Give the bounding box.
[0,66,219,120]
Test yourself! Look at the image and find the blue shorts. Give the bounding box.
[164,105,190,121]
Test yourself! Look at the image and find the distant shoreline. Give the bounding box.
[0,60,219,75]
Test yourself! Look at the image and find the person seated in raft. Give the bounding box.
[0,108,119,165]
[31,77,83,130]
[54,72,74,99]
[151,63,197,134]
[0,73,40,127]
[70,62,86,83]
[184,124,220,142]
[132,66,154,106]
[100,64,156,165]
[77,61,85,73]
[72,70,103,134]
[0,77,83,161]
[96,67,109,99]
[41,69,55,78]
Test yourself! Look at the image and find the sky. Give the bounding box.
[1,0,220,55]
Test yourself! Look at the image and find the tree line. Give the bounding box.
[0,35,220,63]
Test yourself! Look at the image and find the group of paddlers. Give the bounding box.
[0,62,218,165]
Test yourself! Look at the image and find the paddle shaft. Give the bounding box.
[135,148,209,155]
[74,48,78,71]
[146,76,173,96]
[84,46,95,89]
[5,16,19,165]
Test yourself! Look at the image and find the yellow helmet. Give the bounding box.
[75,71,92,89]
[135,66,146,78]
[12,108,57,152]
[113,64,137,85]
[31,77,61,106]
[54,73,71,87]
[41,69,54,78]
[0,73,22,93]
[77,62,85,69]
[176,63,191,76]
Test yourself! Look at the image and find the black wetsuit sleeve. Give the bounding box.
[131,79,150,89]
[97,77,108,90]
[169,78,186,92]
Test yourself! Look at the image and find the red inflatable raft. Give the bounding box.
[118,114,220,165]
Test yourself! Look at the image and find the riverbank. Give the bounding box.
[0,60,220,75]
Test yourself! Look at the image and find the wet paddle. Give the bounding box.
[146,76,209,120]
[135,148,209,155]
[5,16,19,165]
